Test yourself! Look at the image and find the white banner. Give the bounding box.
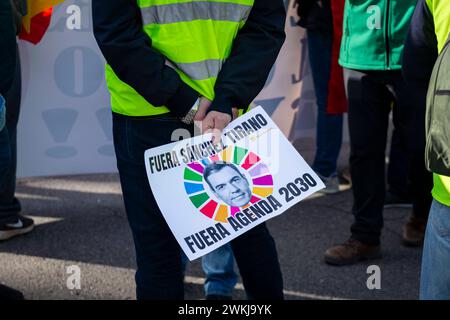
[145,107,324,261]
[17,0,315,177]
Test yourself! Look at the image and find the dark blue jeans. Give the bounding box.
[112,113,284,300]
[0,45,21,225]
[181,242,237,297]
[307,29,343,178]
[420,199,450,300]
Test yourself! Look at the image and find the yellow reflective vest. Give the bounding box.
[425,0,450,206]
[105,0,255,117]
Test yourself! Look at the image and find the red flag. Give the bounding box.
[19,8,53,45]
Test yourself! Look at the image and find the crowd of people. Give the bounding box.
[0,0,449,300]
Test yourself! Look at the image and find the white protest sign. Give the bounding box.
[144,106,324,261]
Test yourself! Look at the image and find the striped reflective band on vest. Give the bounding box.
[142,1,251,81]
[140,1,252,25]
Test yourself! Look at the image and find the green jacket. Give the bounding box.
[339,0,417,70]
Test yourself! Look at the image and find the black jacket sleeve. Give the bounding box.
[402,0,438,90]
[208,0,286,115]
[92,0,198,117]
[0,0,17,95]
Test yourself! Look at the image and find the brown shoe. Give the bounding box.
[402,216,427,247]
[324,239,382,266]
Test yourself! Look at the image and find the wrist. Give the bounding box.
[209,94,234,117]
[166,83,199,117]
[180,97,201,124]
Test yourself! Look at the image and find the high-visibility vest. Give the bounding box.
[105,0,255,117]
[424,0,450,206]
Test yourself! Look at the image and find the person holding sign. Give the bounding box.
[92,0,286,299]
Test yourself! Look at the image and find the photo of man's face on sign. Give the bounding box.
[203,162,252,207]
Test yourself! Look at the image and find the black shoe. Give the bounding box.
[0,216,34,241]
[384,191,413,209]
[206,294,232,300]
[0,284,24,300]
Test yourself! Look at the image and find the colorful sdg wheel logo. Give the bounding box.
[183,146,274,223]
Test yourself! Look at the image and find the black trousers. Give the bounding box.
[387,126,411,199]
[112,113,284,300]
[344,69,433,245]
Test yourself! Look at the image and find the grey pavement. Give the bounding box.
[0,138,422,300]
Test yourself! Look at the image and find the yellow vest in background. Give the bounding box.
[426,0,450,206]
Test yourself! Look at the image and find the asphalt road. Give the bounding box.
[0,139,422,300]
